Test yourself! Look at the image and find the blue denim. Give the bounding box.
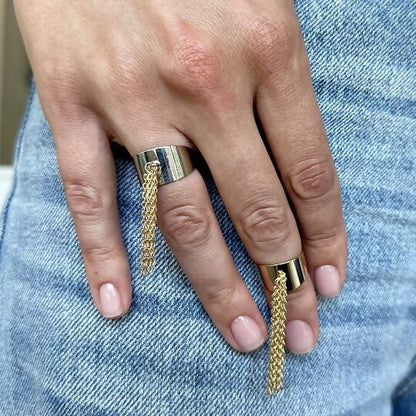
[1,0,415,415]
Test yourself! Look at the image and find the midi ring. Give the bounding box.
[257,252,307,395]
[257,251,307,293]
[134,145,195,275]
[134,145,195,186]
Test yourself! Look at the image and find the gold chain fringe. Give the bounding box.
[267,270,288,395]
[140,161,161,275]
[139,159,288,393]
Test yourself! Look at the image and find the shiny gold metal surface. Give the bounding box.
[134,145,195,274]
[134,145,194,186]
[140,161,160,274]
[257,252,307,395]
[258,252,307,293]
[267,269,287,395]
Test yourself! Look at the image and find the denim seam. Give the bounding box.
[392,354,416,400]
[393,378,416,402]
[0,81,35,262]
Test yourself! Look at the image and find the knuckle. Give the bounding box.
[83,244,119,265]
[288,158,335,201]
[163,34,222,95]
[65,180,109,222]
[204,283,237,307]
[303,222,344,247]
[239,197,292,249]
[246,15,300,71]
[161,203,211,249]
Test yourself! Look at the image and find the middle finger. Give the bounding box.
[122,130,269,354]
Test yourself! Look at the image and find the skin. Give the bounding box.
[14,0,348,354]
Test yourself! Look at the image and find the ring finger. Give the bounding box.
[192,112,320,354]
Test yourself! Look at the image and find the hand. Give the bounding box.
[15,0,347,354]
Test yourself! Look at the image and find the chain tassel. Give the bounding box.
[140,159,288,392]
[140,161,161,275]
[267,270,288,395]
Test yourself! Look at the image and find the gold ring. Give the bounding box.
[134,145,194,186]
[257,252,307,293]
[133,145,195,275]
[257,252,307,395]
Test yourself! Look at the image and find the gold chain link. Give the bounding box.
[140,161,161,275]
[140,158,288,393]
[267,269,288,395]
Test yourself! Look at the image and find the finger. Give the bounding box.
[124,131,268,353]
[54,110,132,318]
[264,269,319,355]
[195,115,319,354]
[255,41,348,298]
[160,170,269,353]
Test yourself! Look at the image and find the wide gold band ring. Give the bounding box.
[257,252,307,292]
[134,145,194,186]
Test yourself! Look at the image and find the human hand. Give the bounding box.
[15,0,347,354]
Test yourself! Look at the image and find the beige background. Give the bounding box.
[0,1,30,165]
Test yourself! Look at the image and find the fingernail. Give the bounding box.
[314,265,341,298]
[99,283,123,318]
[285,320,316,354]
[231,316,265,352]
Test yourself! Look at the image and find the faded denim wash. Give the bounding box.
[0,0,415,414]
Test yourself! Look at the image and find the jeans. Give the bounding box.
[1,0,415,415]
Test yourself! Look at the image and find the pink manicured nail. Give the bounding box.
[314,265,341,298]
[99,283,123,318]
[285,320,316,354]
[231,316,265,352]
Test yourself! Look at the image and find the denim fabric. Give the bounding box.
[1,0,415,415]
